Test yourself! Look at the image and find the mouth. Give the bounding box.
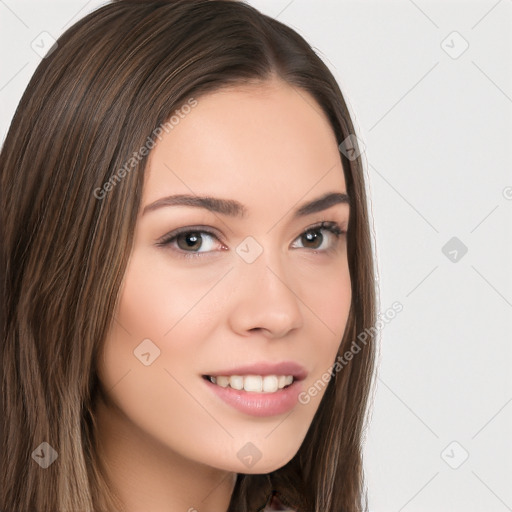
[201,362,307,417]
[202,374,296,393]
[201,360,307,394]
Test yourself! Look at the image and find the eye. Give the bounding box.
[156,221,346,259]
[290,221,346,252]
[156,227,224,258]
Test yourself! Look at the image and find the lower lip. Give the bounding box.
[203,377,303,417]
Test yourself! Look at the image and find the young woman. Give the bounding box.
[0,1,377,511]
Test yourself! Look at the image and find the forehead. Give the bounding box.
[143,79,346,209]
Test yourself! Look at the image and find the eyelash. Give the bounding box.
[156,221,346,260]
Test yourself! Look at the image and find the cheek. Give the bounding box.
[114,248,219,342]
[298,259,351,404]
[95,253,226,468]
[325,266,351,337]
[302,256,352,342]
[99,250,220,402]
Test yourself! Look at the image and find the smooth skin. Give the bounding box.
[95,77,352,512]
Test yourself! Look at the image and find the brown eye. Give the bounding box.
[156,227,223,258]
[175,232,203,251]
[291,221,345,252]
[301,230,324,250]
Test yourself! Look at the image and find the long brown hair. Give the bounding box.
[0,1,377,510]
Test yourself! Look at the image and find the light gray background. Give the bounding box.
[1,1,511,511]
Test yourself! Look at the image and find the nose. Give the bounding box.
[227,249,304,339]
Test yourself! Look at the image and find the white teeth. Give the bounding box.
[216,376,229,387]
[208,374,294,393]
[244,375,262,392]
[262,375,278,392]
[230,375,244,390]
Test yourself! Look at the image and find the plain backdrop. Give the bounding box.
[1,1,511,511]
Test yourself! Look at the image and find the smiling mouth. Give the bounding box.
[202,374,296,393]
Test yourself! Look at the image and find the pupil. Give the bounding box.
[178,232,201,251]
[304,231,322,248]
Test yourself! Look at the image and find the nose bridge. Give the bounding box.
[229,235,303,336]
[236,233,290,288]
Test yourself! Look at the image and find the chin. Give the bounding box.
[242,453,298,475]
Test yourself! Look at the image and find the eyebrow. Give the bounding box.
[142,191,349,218]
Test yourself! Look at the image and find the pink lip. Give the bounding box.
[201,361,308,417]
[203,377,304,417]
[203,361,308,380]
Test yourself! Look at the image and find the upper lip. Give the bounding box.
[203,361,308,381]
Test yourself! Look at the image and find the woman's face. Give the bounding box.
[97,79,351,474]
